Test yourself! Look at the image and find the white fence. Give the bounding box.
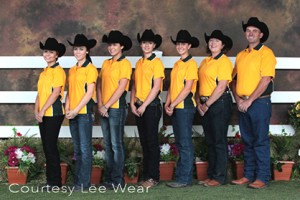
[0,56,299,138]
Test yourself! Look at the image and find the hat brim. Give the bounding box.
[204,33,233,51]
[103,34,132,51]
[68,39,96,49]
[170,36,199,48]
[137,33,162,49]
[40,42,66,57]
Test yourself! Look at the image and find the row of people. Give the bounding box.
[35,16,276,190]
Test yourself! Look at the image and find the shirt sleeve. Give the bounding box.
[185,61,198,81]
[153,59,165,79]
[86,65,98,84]
[53,67,66,88]
[261,48,276,78]
[119,60,132,80]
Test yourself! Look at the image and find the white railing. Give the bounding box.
[0,56,299,138]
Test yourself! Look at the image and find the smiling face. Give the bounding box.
[73,46,88,62]
[245,26,263,46]
[107,43,123,58]
[208,38,224,55]
[43,50,58,65]
[141,41,156,54]
[176,42,191,57]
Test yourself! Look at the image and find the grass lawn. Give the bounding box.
[0,180,299,200]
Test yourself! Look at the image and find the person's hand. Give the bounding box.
[130,104,140,117]
[66,110,78,119]
[35,110,43,123]
[137,105,146,116]
[197,104,205,116]
[238,99,252,113]
[99,105,109,117]
[165,104,174,116]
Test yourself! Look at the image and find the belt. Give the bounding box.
[136,98,143,106]
[240,95,270,100]
[200,90,231,103]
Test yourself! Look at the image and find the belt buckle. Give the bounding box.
[200,96,209,103]
[136,99,143,106]
[241,95,249,100]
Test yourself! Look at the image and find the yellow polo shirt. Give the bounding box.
[99,55,132,108]
[198,53,233,96]
[37,63,66,116]
[134,53,165,102]
[68,60,98,114]
[233,43,276,97]
[170,55,198,109]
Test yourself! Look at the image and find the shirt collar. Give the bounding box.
[77,59,90,67]
[213,52,223,60]
[147,53,156,61]
[245,43,263,52]
[117,55,125,61]
[181,54,192,62]
[50,62,59,68]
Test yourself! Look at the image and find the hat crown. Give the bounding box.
[102,30,132,51]
[176,30,192,41]
[204,30,233,51]
[68,34,96,49]
[137,29,162,49]
[40,37,66,57]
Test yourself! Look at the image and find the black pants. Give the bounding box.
[201,94,232,184]
[135,104,162,181]
[39,115,64,187]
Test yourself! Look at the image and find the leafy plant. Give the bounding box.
[270,129,294,171]
[228,132,244,162]
[288,101,300,131]
[124,157,140,179]
[92,144,105,168]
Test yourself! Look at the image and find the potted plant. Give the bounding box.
[193,135,208,181]
[271,129,294,180]
[228,132,244,180]
[1,128,37,184]
[288,101,300,131]
[91,143,105,184]
[123,137,142,183]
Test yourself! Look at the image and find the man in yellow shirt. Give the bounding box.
[231,17,277,189]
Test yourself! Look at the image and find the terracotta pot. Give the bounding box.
[159,161,176,181]
[124,169,139,183]
[6,167,28,184]
[195,161,208,180]
[91,166,103,184]
[233,161,244,180]
[273,161,294,181]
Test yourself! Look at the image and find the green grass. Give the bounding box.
[0,180,299,200]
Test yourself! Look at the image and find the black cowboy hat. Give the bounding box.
[204,30,233,51]
[171,30,199,48]
[40,38,66,57]
[102,30,132,51]
[242,17,269,43]
[67,34,97,49]
[137,29,162,49]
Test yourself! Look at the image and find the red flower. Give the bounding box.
[235,132,241,139]
[93,144,103,151]
[16,132,22,137]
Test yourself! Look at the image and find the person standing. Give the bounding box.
[197,30,233,187]
[231,17,276,189]
[165,30,199,188]
[36,37,66,189]
[97,30,132,189]
[130,29,165,188]
[65,34,98,190]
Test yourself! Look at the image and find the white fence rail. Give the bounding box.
[0,56,299,138]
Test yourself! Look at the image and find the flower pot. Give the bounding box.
[6,167,28,184]
[273,161,294,181]
[233,161,244,180]
[60,163,68,185]
[195,161,208,180]
[159,161,176,181]
[124,169,139,183]
[91,166,103,184]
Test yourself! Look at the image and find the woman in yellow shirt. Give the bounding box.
[130,29,164,188]
[97,30,132,189]
[165,30,199,188]
[65,34,98,190]
[35,37,66,189]
[197,30,233,187]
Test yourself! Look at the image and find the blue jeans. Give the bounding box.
[100,108,127,185]
[171,108,195,185]
[69,114,94,188]
[239,97,272,184]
